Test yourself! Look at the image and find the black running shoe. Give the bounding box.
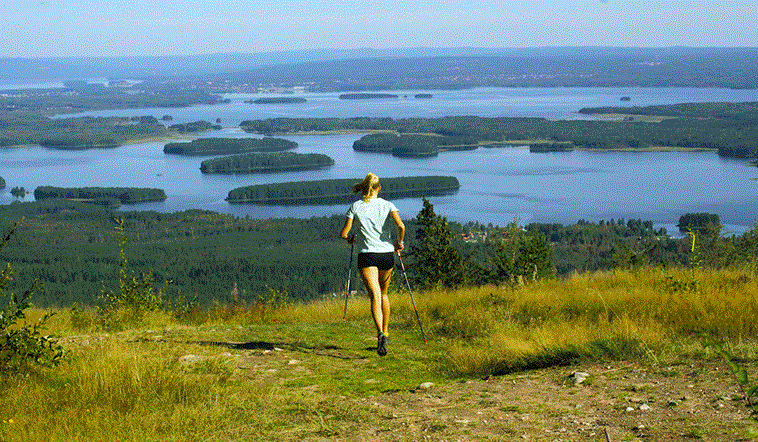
[377,332,388,356]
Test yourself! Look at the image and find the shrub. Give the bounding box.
[1,221,63,372]
[98,219,167,330]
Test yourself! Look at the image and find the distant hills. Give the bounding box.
[2,47,757,90]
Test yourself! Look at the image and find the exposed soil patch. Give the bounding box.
[238,345,757,441]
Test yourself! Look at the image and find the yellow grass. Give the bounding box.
[3,266,757,440]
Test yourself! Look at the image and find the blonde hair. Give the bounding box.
[353,173,381,202]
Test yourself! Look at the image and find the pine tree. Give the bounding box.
[408,198,465,288]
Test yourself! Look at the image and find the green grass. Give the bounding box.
[3,266,758,440]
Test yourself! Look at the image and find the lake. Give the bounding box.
[2,87,758,235]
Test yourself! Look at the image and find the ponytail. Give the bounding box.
[353,173,380,203]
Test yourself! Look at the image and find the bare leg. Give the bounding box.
[360,266,384,334]
[378,268,393,335]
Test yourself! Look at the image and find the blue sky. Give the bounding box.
[2,0,757,57]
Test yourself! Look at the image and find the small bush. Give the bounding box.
[98,219,167,330]
[1,222,63,372]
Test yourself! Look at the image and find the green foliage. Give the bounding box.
[248,97,307,104]
[226,176,460,204]
[466,221,555,286]
[98,219,167,329]
[0,112,170,149]
[709,341,758,423]
[0,221,62,372]
[352,133,478,157]
[0,199,749,308]
[338,93,398,100]
[0,177,4,189]
[408,198,465,288]
[167,120,221,133]
[200,152,333,174]
[34,186,167,204]
[9,187,26,198]
[164,136,297,155]
[678,213,722,235]
[529,142,574,152]
[242,103,758,158]
[0,83,222,114]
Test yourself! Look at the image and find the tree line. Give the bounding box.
[0,83,223,114]
[200,152,334,174]
[240,102,758,159]
[166,120,222,134]
[352,133,479,157]
[34,186,167,204]
[338,93,399,100]
[164,137,298,155]
[2,199,751,308]
[0,114,170,149]
[219,48,758,91]
[226,176,461,204]
[246,97,307,104]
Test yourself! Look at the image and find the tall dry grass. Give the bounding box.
[397,267,758,376]
[4,265,757,440]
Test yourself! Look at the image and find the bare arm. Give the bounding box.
[340,217,354,242]
[390,211,405,252]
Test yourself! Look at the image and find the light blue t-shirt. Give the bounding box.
[345,197,399,253]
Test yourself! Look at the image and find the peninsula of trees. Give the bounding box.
[529,142,575,152]
[240,102,758,159]
[338,93,398,100]
[163,137,297,155]
[246,97,307,104]
[0,114,170,149]
[0,82,224,114]
[353,133,479,157]
[34,186,167,205]
[678,213,721,233]
[0,177,4,188]
[167,120,222,133]
[226,176,460,204]
[200,152,334,174]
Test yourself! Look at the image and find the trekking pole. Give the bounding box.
[342,236,355,320]
[396,252,428,343]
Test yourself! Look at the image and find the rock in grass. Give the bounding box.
[178,355,206,364]
[568,371,589,385]
[418,382,435,390]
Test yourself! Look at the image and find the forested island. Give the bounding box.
[0,114,171,149]
[677,213,722,233]
[167,120,221,133]
[200,152,334,174]
[338,93,398,100]
[352,133,479,157]
[241,102,758,159]
[529,142,575,152]
[246,97,307,104]
[34,186,167,205]
[226,176,460,204]
[164,137,297,155]
[0,177,5,188]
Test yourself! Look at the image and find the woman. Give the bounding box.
[340,173,405,356]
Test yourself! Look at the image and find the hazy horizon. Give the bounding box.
[3,0,757,58]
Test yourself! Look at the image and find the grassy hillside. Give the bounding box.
[2,266,757,441]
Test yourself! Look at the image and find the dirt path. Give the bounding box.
[356,360,757,441]
[238,343,757,441]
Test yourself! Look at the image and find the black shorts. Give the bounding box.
[357,252,395,270]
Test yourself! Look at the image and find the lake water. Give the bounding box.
[2,87,758,235]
